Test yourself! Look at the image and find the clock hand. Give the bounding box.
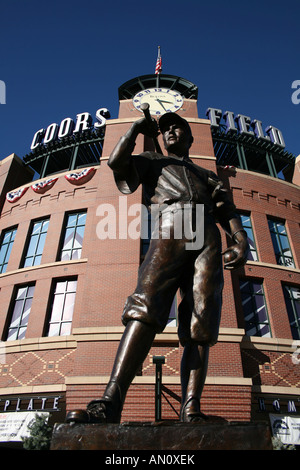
[155,99,170,112]
[157,99,173,104]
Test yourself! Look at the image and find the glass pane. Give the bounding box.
[5,242,13,263]
[24,257,34,268]
[61,250,71,261]
[248,249,258,261]
[62,228,75,250]
[42,219,49,232]
[7,328,18,341]
[62,292,76,321]
[51,294,64,321]
[0,245,7,264]
[78,212,86,224]
[37,232,47,255]
[1,263,7,274]
[10,300,23,327]
[252,283,263,294]
[240,281,251,293]
[70,248,81,260]
[48,323,60,337]
[277,223,286,234]
[27,286,35,298]
[60,322,71,336]
[73,226,84,248]
[27,235,38,257]
[17,327,27,340]
[270,232,280,254]
[55,281,67,294]
[32,221,43,235]
[21,299,32,325]
[67,214,78,227]
[16,287,27,300]
[241,214,250,226]
[67,280,77,292]
[3,231,12,243]
[268,219,275,231]
[280,236,290,251]
[246,325,257,336]
[258,323,271,337]
[32,255,42,266]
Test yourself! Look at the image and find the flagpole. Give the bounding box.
[155,46,161,88]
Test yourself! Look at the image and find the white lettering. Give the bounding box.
[148,454,194,464]
[43,123,59,144]
[0,80,6,104]
[105,454,139,467]
[96,203,117,240]
[206,108,284,148]
[96,198,204,251]
[127,203,145,241]
[223,110,237,134]
[4,400,10,411]
[291,80,300,104]
[251,119,270,142]
[27,398,34,410]
[53,397,59,410]
[41,397,47,410]
[58,117,74,138]
[94,108,111,128]
[30,108,111,149]
[288,400,297,413]
[273,399,281,412]
[206,107,222,128]
[73,112,92,134]
[235,114,254,136]
[31,128,45,150]
[265,126,285,148]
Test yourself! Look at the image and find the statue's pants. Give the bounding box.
[122,207,224,347]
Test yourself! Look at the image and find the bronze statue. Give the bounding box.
[66,111,249,424]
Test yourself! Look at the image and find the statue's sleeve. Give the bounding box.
[108,135,150,194]
[208,172,237,225]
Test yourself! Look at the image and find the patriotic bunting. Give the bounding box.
[31,177,58,194]
[6,187,28,203]
[6,167,96,203]
[65,167,95,185]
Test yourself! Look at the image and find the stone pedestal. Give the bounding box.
[50,420,272,450]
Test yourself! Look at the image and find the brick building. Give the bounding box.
[0,74,299,443]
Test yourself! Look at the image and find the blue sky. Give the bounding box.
[0,0,299,162]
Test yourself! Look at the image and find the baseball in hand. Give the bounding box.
[224,250,238,263]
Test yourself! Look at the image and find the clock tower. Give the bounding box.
[102,74,217,173]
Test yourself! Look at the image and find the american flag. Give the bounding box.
[155,46,162,74]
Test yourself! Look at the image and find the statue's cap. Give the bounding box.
[158,112,192,135]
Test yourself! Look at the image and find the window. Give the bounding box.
[240,214,258,261]
[47,279,77,336]
[283,285,300,340]
[167,296,177,327]
[0,227,17,273]
[7,285,35,341]
[23,218,49,267]
[60,212,86,261]
[239,279,271,337]
[268,218,295,268]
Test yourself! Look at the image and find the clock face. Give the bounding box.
[133,88,184,116]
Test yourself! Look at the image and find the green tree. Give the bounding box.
[22,414,53,450]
